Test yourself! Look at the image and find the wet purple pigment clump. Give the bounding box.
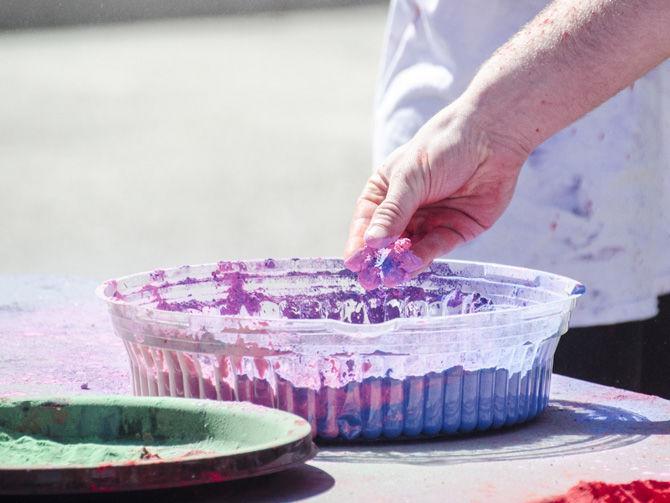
[345,238,423,290]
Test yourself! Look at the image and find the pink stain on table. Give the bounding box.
[538,479,670,503]
[2,280,125,397]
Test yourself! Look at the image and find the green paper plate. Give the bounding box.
[0,395,316,495]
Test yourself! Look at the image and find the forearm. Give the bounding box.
[461,0,670,153]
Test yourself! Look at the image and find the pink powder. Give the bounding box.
[539,480,670,503]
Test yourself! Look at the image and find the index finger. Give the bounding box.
[343,174,388,268]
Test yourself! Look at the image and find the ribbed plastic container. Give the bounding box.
[97,258,583,441]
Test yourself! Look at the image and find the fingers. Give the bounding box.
[408,226,467,271]
[404,204,488,272]
[345,144,419,265]
[344,170,421,271]
[364,171,421,248]
[343,174,387,269]
[343,247,367,272]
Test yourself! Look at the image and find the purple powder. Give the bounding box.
[344,238,422,290]
[149,270,166,282]
[124,257,491,322]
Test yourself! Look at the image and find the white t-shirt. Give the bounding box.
[374,0,670,327]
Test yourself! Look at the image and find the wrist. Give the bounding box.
[458,81,540,158]
[445,90,533,175]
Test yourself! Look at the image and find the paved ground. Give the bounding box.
[0,5,386,279]
[2,275,669,501]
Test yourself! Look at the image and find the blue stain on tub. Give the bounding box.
[304,352,556,441]
[571,283,587,296]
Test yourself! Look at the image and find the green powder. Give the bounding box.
[0,396,307,470]
[0,428,237,468]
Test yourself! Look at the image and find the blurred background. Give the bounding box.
[0,0,386,279]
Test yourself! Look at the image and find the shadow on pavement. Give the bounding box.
[315,399,668,465]
[14,464,335,503]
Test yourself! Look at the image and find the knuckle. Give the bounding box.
[366,173,388,194]
[377,198,406,222]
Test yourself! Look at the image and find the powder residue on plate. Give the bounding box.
[0,428,225,468]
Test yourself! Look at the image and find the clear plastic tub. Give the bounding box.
[97,258,584,441]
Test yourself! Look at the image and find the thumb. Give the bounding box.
[364,173,420,248]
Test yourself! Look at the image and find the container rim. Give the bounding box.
[95,258,585,330]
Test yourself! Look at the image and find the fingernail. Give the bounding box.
[364,226,395,248]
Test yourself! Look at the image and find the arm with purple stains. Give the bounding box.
[344,0,670,285]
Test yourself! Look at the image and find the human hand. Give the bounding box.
[344,98,530,276]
